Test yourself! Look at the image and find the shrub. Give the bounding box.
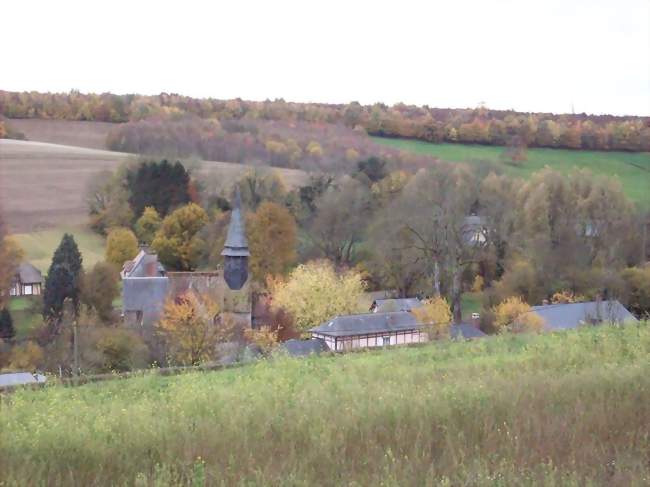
[493,296,545,334]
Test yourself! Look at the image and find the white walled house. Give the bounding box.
[310,311,427,351]
[9,263,43,297]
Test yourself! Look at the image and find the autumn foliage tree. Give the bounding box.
[81,262,120,323]
[157,292,234,365]
[412,297,453,339]
[247,201,297,282]
[105,227,139,267]
[271,260,367,333]
[0,234,24,309]
[151,203,208,271]
[134,206,162,245]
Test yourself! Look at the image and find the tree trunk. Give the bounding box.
[432,260,441,298]
[451,268,462,323]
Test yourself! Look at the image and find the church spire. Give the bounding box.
[221,187,249,257]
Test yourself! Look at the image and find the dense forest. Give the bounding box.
[1,90,649,152]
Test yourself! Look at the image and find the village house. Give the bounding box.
[528,300,638,331]
[9,262,43,297]
[310,311,427,351]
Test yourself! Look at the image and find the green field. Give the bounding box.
[373,137,650,208]
[11,225,106,273]
[1,324,648,485]
[7,297,41,339]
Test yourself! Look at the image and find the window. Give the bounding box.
[23,285,33,295]
[382,336,391,346]
[9,286,17,296]
[136,310,144,326]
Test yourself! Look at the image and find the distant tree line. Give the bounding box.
[105,116,437,173]
[1,90,648,151]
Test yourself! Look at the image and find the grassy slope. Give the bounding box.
[1,324,649,486]
[373,137,650,208]
[11,225,106,273]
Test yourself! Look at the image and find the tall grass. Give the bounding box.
[1,324,649,486]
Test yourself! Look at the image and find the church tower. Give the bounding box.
[221,188,252,328]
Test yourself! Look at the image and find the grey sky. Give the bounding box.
[3,0,649,115]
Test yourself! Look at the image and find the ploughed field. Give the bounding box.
[0,136,307,234]
[1,324,648,486]
[373,137,650,209]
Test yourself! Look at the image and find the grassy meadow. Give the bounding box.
[373,137,650,208]
[11,225,106,273]
[1,323,649,486]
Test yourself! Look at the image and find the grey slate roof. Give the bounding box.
[222,188,249,257]
[122,250,165,278]
[16,263,43,284]
[530,300,637,331]
[0,372,47,388]
[281,339,329,356]
[122,277,169,311]
[311,311,419,337]
[450,323,487,339]
[372,298,422,313]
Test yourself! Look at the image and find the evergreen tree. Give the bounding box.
[0,307,15,340]
[127,160,191,218]
[42,234,83,321]
[42,264,75,323]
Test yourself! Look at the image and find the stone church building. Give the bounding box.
[121,191,251,335]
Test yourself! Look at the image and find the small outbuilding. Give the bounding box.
[529,300,637,331]
[9,263,43,297]
[0,372,47,389]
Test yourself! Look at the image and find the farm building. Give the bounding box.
[9,262,43,297]
[310,311,427,351]
[528,300,638,331]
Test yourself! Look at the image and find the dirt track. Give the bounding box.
[0,139,307,233]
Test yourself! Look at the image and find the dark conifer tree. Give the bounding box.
[0,307,15,340]
[42,234,83,321]
[42,264,75,324]
[127,160,191,218]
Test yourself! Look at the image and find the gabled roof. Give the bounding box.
[121,249,165,278]
[311,311,419,337]
[372,298,422,313]
[530,300,637,331]
[450,323,486,339]
[15,263,43,284]
[281,339,329,356]
[222,188,249,257]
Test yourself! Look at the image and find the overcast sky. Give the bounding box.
[3,0,649,115]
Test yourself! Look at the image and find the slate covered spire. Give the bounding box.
[221,188,249,258]
[222,187,249,290]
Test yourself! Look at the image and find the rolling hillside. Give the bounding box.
[0,138,308,234]
[373,137,650,208]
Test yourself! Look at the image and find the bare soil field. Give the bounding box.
[7,118,116,150]
[0,139,307,233]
